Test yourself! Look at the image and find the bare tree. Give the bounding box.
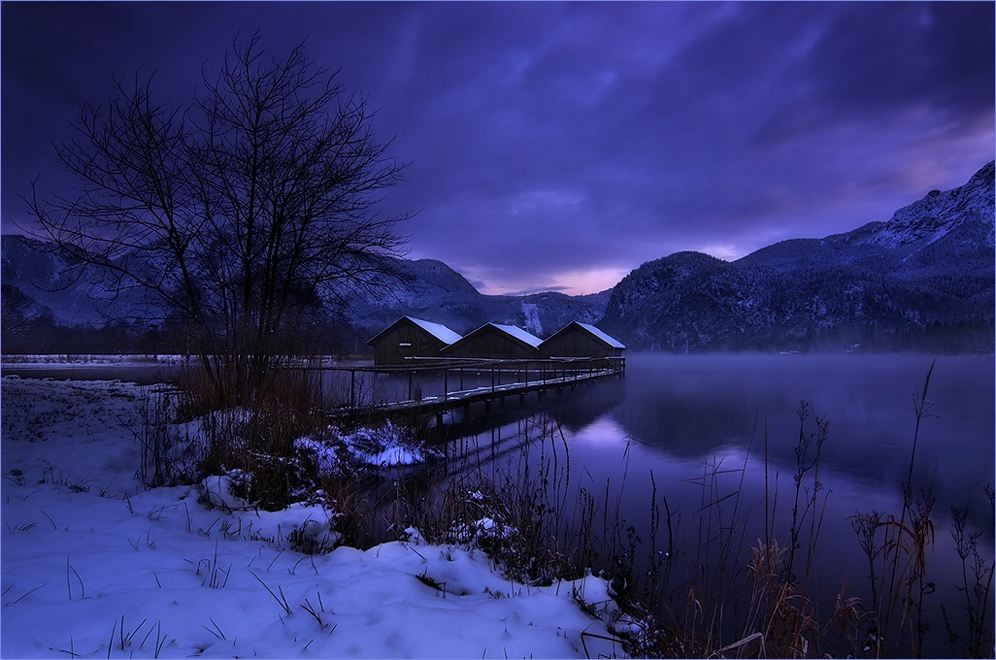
[25,36,408,402]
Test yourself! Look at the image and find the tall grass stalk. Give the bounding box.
[872,360,937,658]
[943,488,995,658]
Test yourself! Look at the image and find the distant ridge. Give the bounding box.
[599,161,995,353]
[3,162,993,354]
[1,237,611,349]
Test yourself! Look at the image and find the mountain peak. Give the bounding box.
[599,161,995,352]
[968,160,995,188]
[854,160,994,251]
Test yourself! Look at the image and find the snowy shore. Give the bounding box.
[1,376,627,658]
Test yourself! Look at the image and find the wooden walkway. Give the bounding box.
[322,357,625,424]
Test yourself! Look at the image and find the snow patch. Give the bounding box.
[198,473,253,511]
[338,420,439,468]
[522,302,543,336]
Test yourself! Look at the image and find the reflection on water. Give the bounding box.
[421,375,626,446]
[570,416,627,449]
[601,354,994,525]
[451,353,993,657]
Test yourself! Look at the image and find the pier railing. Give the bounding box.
[305,356,625,416]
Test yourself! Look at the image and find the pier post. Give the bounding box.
[350,370,356,409]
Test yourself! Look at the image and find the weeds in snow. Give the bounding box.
[300,592,333,628]
[2,583,45,607]
[249,570,293,616]
[190,542,232,589]
[108,615,149,654]
[66,555,86,600]
[416,570,448,596]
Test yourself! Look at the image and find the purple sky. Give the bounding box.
[3,2,993,296]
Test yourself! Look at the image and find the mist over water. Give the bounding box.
[545,353,994,550]
[602,354,992,513]
[496,353,992,656]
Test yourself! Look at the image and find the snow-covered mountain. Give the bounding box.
[850,160,995,255]
[600,161,995,352]
[1,237,610,345]
[4,161,992,353]
[337,257,610,337]
[1,236,165,328]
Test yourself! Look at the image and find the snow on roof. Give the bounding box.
[367,316,462,346]
[488,323,543,349]
[405,316,463,345]
[575,322,626,349]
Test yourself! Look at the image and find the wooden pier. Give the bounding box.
[321,356,625,425]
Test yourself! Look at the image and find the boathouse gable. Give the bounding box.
[441,323,543,360]
[366,316,463,365]
[540,321,626,358]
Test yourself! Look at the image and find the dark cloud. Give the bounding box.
[806,3,994,117]
[3,2,992,295]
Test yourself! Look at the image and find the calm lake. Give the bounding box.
[439,353,994,657]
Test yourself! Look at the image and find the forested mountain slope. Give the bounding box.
[598,161,993,352]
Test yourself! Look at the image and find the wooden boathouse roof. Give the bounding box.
[487,323,543,349]
[543,321,626,350]
[366,316,463,347]
[538,321,626,358]
[441,322,544,358]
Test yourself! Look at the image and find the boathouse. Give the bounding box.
[540,321,626,358]
[366,316,463,365]
[441,323,543,360]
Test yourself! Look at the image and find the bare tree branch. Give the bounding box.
[23,35,409,402]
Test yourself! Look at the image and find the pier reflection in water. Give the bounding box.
[410,354,993,658]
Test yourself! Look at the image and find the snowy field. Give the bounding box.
[0,355,348,367]
[1,377,627,658]
[0,355,180,365]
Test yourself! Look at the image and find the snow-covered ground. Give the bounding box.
[0,355,350,367]
[0,354,179,365]
[1,376,627,658]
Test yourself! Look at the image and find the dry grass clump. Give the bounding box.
[184,366,327,510]
[140,362,370,515]
[383,416,589,587]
